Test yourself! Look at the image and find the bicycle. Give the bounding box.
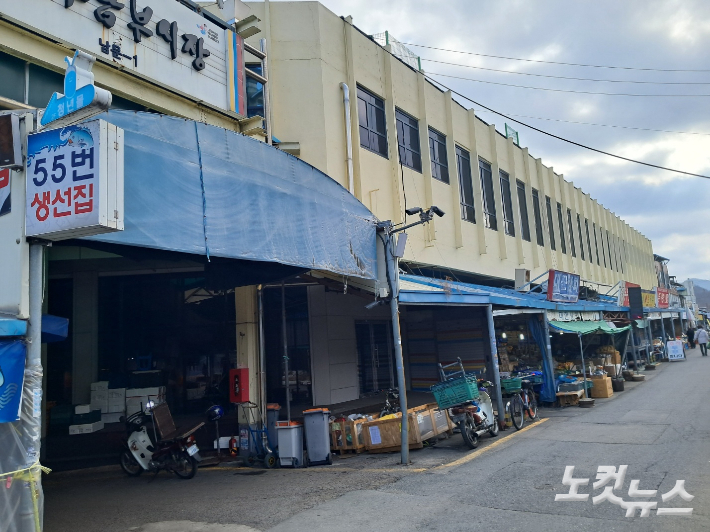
[506,378,538,430]
[379,388,401,417]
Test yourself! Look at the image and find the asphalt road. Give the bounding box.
[44,352,710,532]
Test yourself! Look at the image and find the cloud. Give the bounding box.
[308,0,710,279]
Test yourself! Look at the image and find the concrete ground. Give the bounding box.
[44,353,710,531]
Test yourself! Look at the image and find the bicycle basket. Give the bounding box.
[431,375,480,409]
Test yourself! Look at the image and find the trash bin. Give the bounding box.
[276,421,304,468]
[266,403,281,450]
[303,408,332,466]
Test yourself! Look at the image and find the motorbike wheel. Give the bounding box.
[488,417,499,437]
[459,415,479,449]
[119,450,143,477]
[264,452,278,469]
[527,391,538,420]
[173,453,198,479]
[510,394,525,430]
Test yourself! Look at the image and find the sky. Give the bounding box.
[277,0,710,281]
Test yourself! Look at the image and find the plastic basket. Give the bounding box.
[501,377,522,393]
[431,375,480,409]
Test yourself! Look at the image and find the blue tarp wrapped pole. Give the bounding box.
[528,317,556,404]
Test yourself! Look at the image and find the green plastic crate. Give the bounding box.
[501,377,522,393]
[431,375,480,409]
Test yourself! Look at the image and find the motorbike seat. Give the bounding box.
[152,403,205,442]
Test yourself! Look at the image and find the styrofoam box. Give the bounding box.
[126,387,164,398]
[69,420,105,435]
[102,412,124,424]
[214,436,231,449]
[90,381,109,391]
[108,388,126,401]
[108,403,125,414]
[74,404,91,415]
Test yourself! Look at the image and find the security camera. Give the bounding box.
[430,206,445,218]
[405,207,423,216]
[365,300,384,310]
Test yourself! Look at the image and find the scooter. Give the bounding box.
[119,402,204,479]
[448,382,499,449]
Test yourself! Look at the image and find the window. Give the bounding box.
[593,223,601,265]
[499,171,515,236]
[598,226,607,268]
[357,86,388,157]
[429,128,449,182]
[395,109,421,171]
[585,219,593,263]
[620,241,626,273]
[532,189,545,246]
[479,159,497,230]
[567,209,576,257]
[457,146,476,223]
[516,180,530,242]
[0,51,26,104]
[545,196,556,250]
[556,203,566,254]
[245,64,264,118]
[577,214,585,261]
[607,231,616,271]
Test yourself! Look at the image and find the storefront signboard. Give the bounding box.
[0,169,9,217]
[547,269,580,303]
[548,311,601,322]
[25,119,124,240]
[666,340,685,361]
[2,0,247,115]
[618,280,640,307]
[656,287,670,308]
[642,290,656,308]
[0,341,26,423]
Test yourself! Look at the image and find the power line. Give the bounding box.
[415,57,710,85]
[475,111,710,137]
[401,42,710,73]
[428,71,710,97]
[422,73,710,180]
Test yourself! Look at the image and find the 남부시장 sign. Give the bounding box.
[547,269,580,303]
[2,0,246,115]
[25,119,124,240]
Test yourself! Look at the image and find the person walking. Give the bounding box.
[695,326,709,356]
[687,326,696,349]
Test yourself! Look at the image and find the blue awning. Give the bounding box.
[0,317,26,337]
[0,315,68,342]
[82,111,377,280]
[399,274,626,312]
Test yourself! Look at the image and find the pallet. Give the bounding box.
[363,403,453,453]
[333,447,364,455]
[557,390,584,407]
[367,442,424,454]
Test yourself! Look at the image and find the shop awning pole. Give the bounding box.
[629,316,639,374]
[281,281,290,423]
[258,286,267,424]
[542,311,555,404]
[485,305,505,428]
[660,316,667,355]
[578,333,588,399]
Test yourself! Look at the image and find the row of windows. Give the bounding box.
[357,86,633,274]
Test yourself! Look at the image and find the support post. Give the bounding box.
[542,310,555,398]
[578,333,588,399]
[381,226,409,465]
[660,316,667,357]
[281,281,290,423]
[258,286,267,423]
[485,305,505,427]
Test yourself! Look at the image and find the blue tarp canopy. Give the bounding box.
[0,315,68,342]
[82,111,377,280]
[0,317,26,337]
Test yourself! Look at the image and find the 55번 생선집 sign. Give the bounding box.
[25,119,124,240]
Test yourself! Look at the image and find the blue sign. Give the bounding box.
[547,269,580,303]
[40,51,111,129]
[0,340,26,423]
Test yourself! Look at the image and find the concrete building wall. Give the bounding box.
[249,0,658,290]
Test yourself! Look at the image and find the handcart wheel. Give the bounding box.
[264,452,278,469]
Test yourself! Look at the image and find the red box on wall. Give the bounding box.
[229,368,249,404]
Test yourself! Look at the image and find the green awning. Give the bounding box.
[548,320,631,335]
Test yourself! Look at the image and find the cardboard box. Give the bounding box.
[126,387,164,398]
[611,353,622,365]
[604,365,618,377]
[102,412,124,424]
[90,381,109,391]
[74,404,91,415]
[590,376,613,399]
[69,420,105,435]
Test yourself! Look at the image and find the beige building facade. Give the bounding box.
[247,0,657,291]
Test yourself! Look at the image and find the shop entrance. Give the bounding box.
[355,322,394,394]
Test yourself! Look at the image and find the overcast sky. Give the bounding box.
[285,0,710,282]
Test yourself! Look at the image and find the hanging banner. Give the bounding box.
[618,280,640,307]
[0,340,26,423]
[656,287,670,308]
[547,269,580,303]
[642,290,656,308]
